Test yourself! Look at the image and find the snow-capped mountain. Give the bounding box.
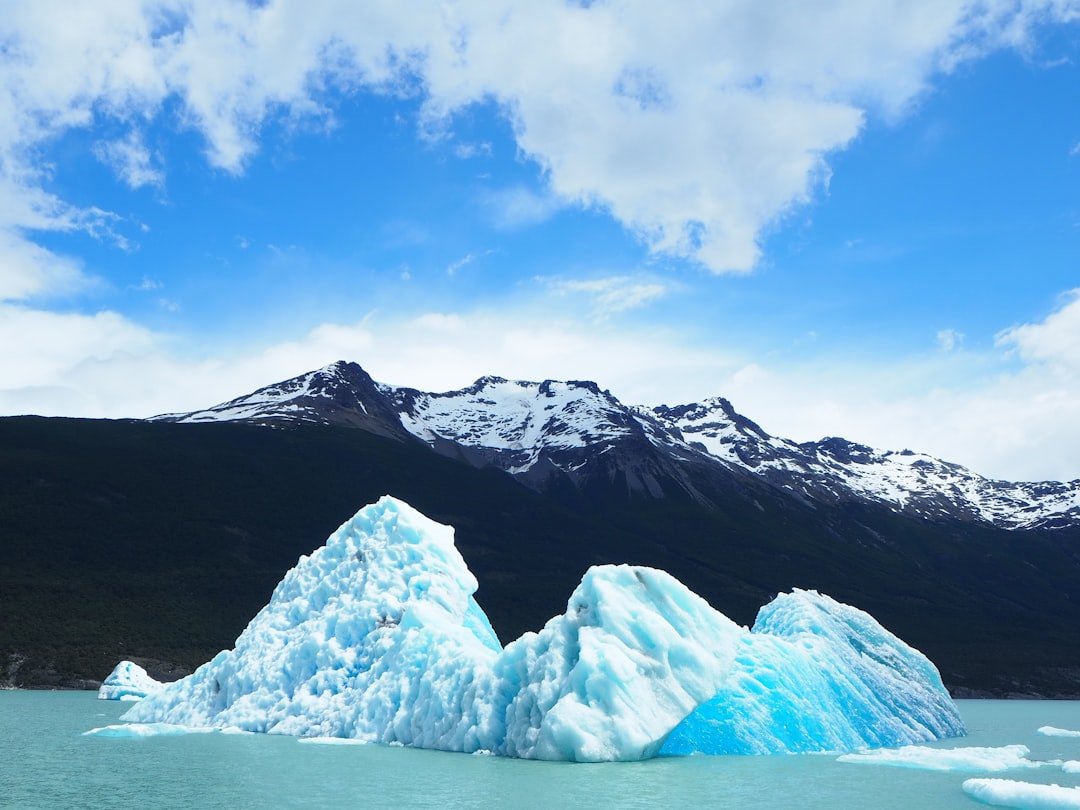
[153,361,411,441]
[648,399,1080,530]
[153,361,1080,531]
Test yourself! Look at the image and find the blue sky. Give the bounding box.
[2,2,1079,481]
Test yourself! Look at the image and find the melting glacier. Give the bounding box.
[121,496,964,761]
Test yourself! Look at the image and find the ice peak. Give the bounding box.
[98,660,163,701]
[271,494,484,621]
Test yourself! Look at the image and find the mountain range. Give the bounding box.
[3,360,1079,698]
[155,360,1080,531]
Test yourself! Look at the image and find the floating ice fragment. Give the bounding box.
[1040,727,1080,738]
[837,744,1040,772]
[1064,762,1080,774]
[83,723,217,738]
[962,778,1080,808]
[97,661,162,701]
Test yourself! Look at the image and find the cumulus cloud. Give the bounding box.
[996,289,1080,375]
[0,0,1076,296]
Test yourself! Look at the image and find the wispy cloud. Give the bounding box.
[480,186,562,230]
[133,277,162,292]
[546,275,669,316]
[453,141,491,159]
[446,249,494,276]
[92,130,164,190]
[936,328,964,352]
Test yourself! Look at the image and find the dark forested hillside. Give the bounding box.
[2,416,1079,696]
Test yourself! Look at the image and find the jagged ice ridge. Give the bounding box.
[121,497,964,761]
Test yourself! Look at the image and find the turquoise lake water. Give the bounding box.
[2,693,1079,809]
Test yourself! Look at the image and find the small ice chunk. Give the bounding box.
[97,661,162,701]
[296,737,370,746]
[837,744,1041,772]
[1064,762,1080,774]
[962,778,1080,808]
[82,723,216,738]
[1040,727,1080,738]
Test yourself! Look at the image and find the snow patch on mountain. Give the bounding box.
[382,377,647,473]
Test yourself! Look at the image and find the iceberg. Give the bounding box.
[122,496,964,761]
[97,660,163,701]
[962,778,1080,809]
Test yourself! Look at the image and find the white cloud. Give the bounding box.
[0,1,1077,482]
[445,249,493,276]
[4,288,1080,481]
[479,186,563,230]
[547,275,669,315]
[996,288,1080,375]
[0,304,157,397]
[937,328,964,352]
[92,130,163,189]
[0,230,89,301]
[453,141,491,159]
[0,0,1075,293]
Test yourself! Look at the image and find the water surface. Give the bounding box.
[2,693,1079,809]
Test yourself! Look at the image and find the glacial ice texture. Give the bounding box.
[97,661,162,701]
[123,496,964,761]
[660,590,964,755]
